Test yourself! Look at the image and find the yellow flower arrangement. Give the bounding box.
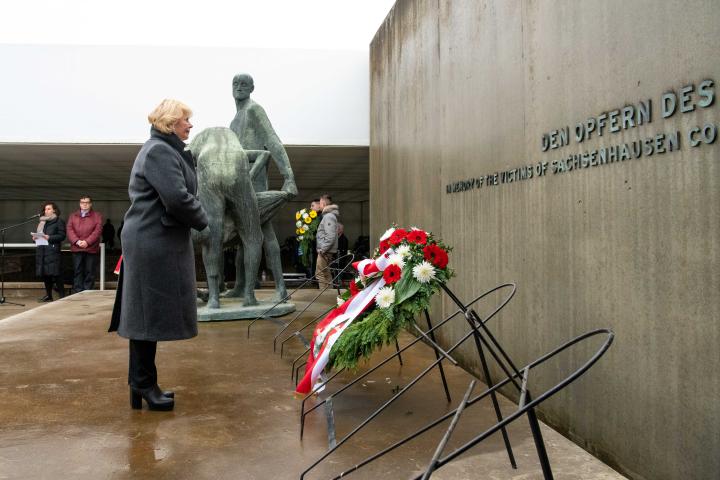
[294,207,322,268]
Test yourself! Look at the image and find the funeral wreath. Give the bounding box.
[329,226,453,370]
[296,225,454,394]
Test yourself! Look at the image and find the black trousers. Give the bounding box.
[42,275,64,299]
[72,252,98,293]
[128,339,157,389]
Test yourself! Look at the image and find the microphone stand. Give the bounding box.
[0,216,41,307]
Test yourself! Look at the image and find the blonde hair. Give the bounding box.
[148,99,193,134]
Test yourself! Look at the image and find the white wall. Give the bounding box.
[0,44,369,145]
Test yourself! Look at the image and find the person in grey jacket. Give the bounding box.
[315,194,339,289]
[109,99,208,411]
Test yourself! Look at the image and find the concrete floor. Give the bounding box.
[0,290,626,480]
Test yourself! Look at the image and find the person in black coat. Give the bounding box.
[33,202,66,302]
[109,99,208,411]
[102,219,116,251]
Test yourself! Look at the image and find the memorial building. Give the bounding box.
[0,1,717,479]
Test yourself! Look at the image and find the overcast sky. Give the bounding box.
[1,0,396,51]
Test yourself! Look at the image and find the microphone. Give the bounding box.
[27,213,41,220]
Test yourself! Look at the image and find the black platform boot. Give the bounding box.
[39,281,53,302]
[130,385,174,411]
[157,385,174,398]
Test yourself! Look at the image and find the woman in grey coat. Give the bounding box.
[110,99,208,411]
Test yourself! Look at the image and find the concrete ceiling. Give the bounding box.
[0,143,368,203]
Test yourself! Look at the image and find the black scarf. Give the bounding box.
[150,127,195,165]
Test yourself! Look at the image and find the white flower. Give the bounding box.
[302,213,309,219]
[337,296,345,307]
[380,227,396,241]
[298,235,304,240]
[396,244,411,258]
[296,220,302,228]
[375,286,395,309]
[301,208,307,214]
[412,261,436,284]
[388,253,405,269]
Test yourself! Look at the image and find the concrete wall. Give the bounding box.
[370,1,719,479]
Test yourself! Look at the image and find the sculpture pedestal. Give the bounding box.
[197,297,295,322]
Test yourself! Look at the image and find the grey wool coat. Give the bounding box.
[110,128,208,341]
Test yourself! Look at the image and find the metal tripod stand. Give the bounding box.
[0,216,41,306]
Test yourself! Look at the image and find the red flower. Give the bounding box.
[388,228,408,246]
[435,249,449,269]
[423,244,449,269]
[383,264,402,284]
[349,280,360,295]
[406,229,428,245]
[378,239,390,254]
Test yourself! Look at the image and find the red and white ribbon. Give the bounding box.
[296,249,395,395]
[114,256,122,275]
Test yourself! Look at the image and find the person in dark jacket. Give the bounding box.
[67,195,103,293]
[109,99,208,411]
[102,219,116,251]
[336,222,349,285]
[32,202,66,302]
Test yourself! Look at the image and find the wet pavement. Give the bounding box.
[0,290,625,479]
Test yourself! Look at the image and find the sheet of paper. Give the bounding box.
[31,232,49,246]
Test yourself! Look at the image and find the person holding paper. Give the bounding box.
[33,202,66,302]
